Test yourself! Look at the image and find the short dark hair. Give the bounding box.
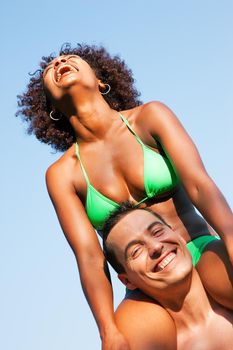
[102,202,170,274]
[16,43,142,152]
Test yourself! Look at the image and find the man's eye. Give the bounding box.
[151,229,163,236]
[131,247,142,258]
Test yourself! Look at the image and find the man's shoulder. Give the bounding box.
[115,294,177,349]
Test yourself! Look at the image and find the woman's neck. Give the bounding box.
[63,93,120,143]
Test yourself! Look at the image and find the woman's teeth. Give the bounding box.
[56,65,76,82]
[57,73,62,82]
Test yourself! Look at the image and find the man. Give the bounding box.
[102,203,233,350]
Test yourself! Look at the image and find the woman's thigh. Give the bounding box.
[196,239,233,309]
[115,290,177,350]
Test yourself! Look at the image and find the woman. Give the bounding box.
[17,43,233,349]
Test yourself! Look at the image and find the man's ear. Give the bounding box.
[118,274,138,291]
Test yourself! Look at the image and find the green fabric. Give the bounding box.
[75,113,179,230]
[186,235,220,266]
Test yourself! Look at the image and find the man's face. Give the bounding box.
[107,210,192,300]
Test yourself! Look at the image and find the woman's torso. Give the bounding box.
[57,106,214,241]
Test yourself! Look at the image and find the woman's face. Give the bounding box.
[42,54,98,105]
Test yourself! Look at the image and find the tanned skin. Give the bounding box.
[106,209,233,349]
[43,54,233,349]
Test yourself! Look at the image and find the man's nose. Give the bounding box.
[148,240,163,259]
[53,57,67,69]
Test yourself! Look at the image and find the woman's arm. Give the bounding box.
[141,101,233,262]
[46,164,130,350]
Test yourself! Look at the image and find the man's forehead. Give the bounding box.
[119,209,156,229]
[109,210,158,243]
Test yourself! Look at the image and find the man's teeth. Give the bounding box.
[157,252,176,271]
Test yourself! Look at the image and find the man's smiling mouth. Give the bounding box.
[153,250,177,272]
[55,64,79,82]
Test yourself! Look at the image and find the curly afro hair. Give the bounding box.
[16,43,142,152]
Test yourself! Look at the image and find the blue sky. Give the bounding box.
[1,1,233,349]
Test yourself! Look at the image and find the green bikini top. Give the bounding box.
[76,113,179,230]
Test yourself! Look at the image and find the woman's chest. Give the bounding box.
[73,134,155,204]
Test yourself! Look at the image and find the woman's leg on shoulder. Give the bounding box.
[196,239,233,309]
[115,290,177,350]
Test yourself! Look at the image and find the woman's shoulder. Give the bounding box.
[123,101,173,137]
[139,101,173,119]
[124,101,171,122]
[46,144,77,186]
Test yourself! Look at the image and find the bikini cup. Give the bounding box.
[75,113,179,230]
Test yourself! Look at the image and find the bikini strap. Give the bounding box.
[119,113,144,146]
[135,196,149,206]
[75,143,90,185]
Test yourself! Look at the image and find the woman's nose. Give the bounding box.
[53,57,67,68]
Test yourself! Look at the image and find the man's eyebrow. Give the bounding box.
[146,221,163,231]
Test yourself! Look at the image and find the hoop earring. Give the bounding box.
[100,83,111,95]
[49,111,61,121]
